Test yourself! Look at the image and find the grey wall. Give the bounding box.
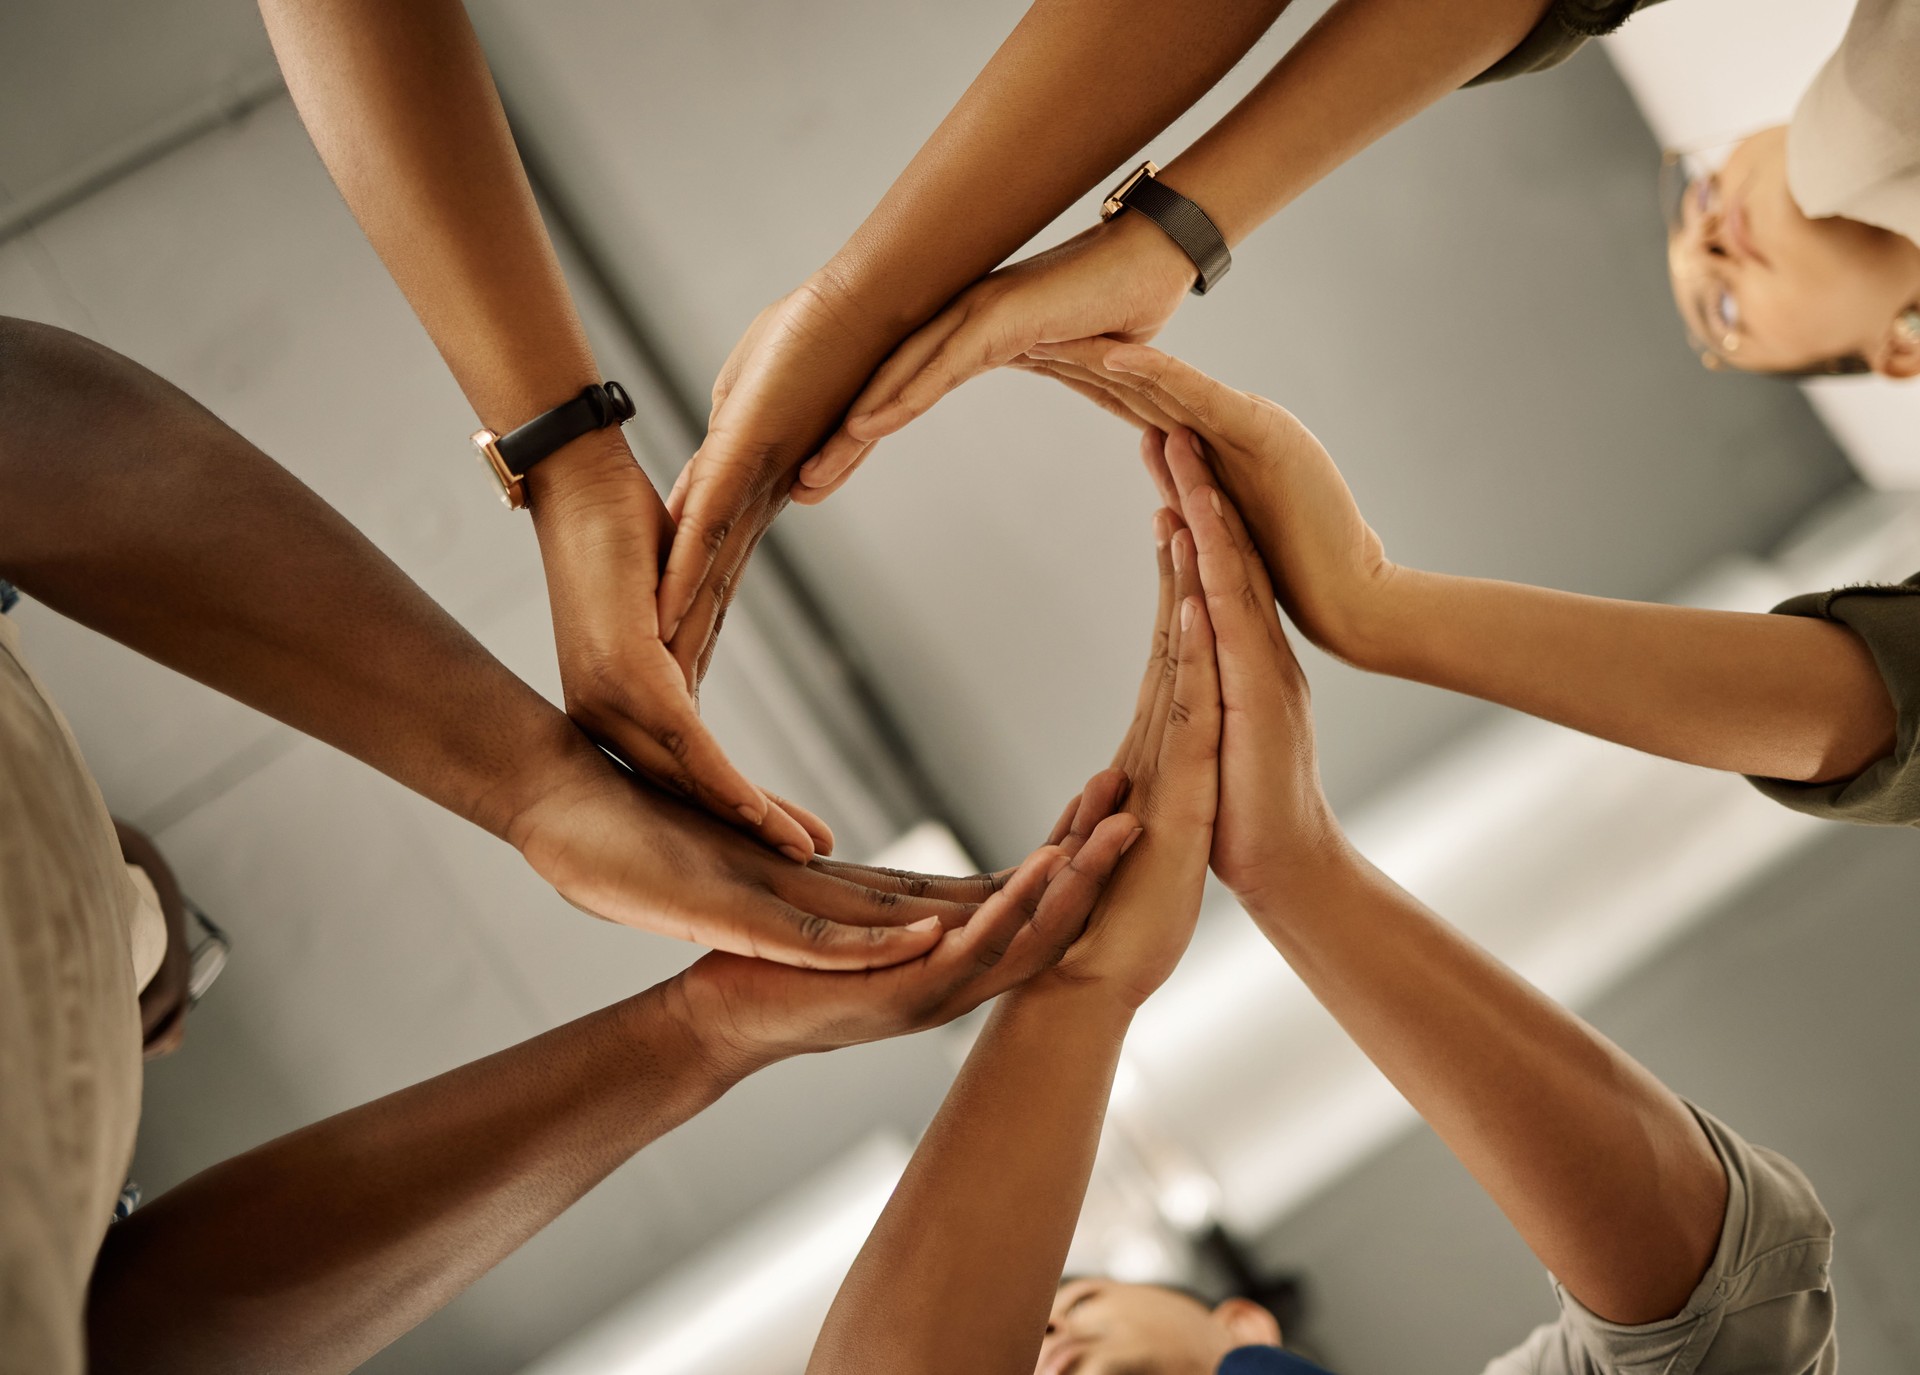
[1258,819,1920,1371]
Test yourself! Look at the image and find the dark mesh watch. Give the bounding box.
[470,380,636,510]
[1101,161,1232,296]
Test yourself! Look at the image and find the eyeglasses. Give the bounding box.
[184,900,231,1006]
[1659,146,1871,378]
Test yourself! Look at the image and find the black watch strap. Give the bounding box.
[495,381,636,477]
[1105,164,1232,296]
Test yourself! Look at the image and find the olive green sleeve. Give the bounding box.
[1746,575,1920,827]
[1467,0,1672,86]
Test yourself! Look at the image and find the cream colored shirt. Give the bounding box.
[1483,1108,1836,1375]
[1789,0,1920,244]
[0,612,157,1375]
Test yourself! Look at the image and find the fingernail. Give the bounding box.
[1121,826,1145,854]
[907,915,942,933]
[664,615,684,642]
[1172,537,1186,571]
[1105,351,1138,375]
[780,844,812,865]
[738,803,764,824]
[1046,852,1072,881]
[1209,489,1223,516]
[1181,600,1195,630]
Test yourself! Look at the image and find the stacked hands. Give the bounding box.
[539,304,1364,1061]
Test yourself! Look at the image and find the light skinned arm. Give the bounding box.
[0,315,1044,969]
[808,504,1223,1374]
[253,0,828,862]
[793,0,1555,496]
[83,790,1139,1375]
[1023,339,1897,786]
[655,0,1293,661]
[1166,444,1726,1324]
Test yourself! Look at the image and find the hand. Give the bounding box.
[525,430,829,864]
[656,274,900,679]
[508,726,1017,969]
[1043,501,1222,1009]
[1019,340,1395,667]
[665,771,1142,1073]
[1164,429,1341,906]
[791,211,1197,502]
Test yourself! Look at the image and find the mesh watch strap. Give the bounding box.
[1115,174,1232,296]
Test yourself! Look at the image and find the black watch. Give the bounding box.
[1101,161,1231,296]
[470,381,637,510]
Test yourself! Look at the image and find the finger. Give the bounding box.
[1058,768,1129,852]
[665,460,694,525]
[1115,508,1178,772]
[658,451,758,643]
[1140,429,1181,510]
[1046,790,1086,847]
[1131,514,1206,788]
[1011,358,1156,433]
[1184,478,1294,709]
[593,699,818,864]
[793,310,970,492]
[974,812,1141,997]
[737,892,950,970]
[843,306,1021,445]
[777,860,980,933]
[667,496,778,691]
[1023,347,1181,434]
[764,790,836,856]
[1030,339,1218,446]
[809,858,1009,906]
[1162,592,1224,781]
[1100,344,1263,449]
[789,434,874,505]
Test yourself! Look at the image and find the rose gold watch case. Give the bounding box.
[470,428,527,510]
[1101,159,1160,220]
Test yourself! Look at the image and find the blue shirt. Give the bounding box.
[1219,1347,1336,1375]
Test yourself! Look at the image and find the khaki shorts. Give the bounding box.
[0,613,157,1375]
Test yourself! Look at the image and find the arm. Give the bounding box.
[0,315,1023,969]
[84,787,1138,1375]
[808,504,1222,1374]
[788,0,1554,498]
[1165,447,1726,1325]
[656,0,1292,652]
[253,0,824,861]
[1025,340,1898,786]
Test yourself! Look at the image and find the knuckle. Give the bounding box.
[795,912,834,948]
[702,517,734,554]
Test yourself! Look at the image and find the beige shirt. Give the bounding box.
[1789,0,1920,244]
[1483,1108,1836,1375]
[0,613,155,1375]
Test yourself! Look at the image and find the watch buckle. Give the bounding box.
[1101,160,1159,220]
[470,429,526,510]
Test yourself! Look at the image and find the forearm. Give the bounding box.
[85,986,741,1374]
[825,0,1287,333]
[259,0,611,455]
[1242,849,1725,1324]
[1156,0,1551,243]
[807,979,1133,1375]
[0,318,584,839]
[1352,567,1896,784]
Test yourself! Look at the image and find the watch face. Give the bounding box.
[1101,159,1159,219]
[470,429,525,509]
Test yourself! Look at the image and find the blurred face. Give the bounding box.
[1666,126,1920,376]
[1036,1279,1280,1375]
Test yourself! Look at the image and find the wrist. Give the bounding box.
[1097,199,1205,296]
[645,972,785,1089]
[616,981,765,1099]
[1008,965,1145,1031]
[521,426,648,523]
[1233,831,1367,933]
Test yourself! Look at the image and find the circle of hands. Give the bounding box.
[524,250,1380,1070]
